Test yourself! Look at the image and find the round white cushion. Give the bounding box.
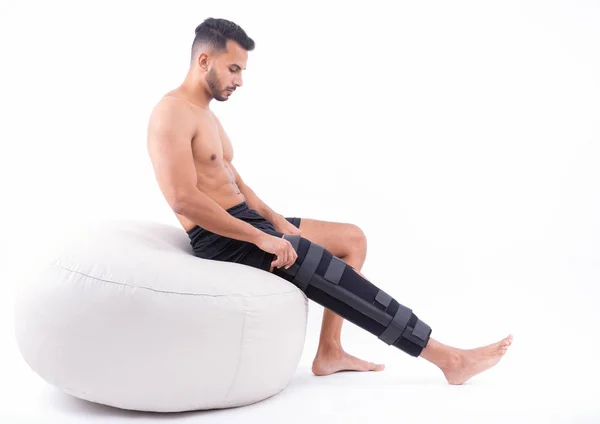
[14,219,308,412]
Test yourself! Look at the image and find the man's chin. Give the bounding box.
[213,94,229,102]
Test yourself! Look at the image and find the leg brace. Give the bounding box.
[273,235,432,357]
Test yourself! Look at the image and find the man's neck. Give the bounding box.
[179,74,212,109]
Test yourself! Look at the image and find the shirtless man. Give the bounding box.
[147,18,513,383]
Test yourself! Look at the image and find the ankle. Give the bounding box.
[439,349,463,372]
[317,340,343,355]
[420,338,463,370]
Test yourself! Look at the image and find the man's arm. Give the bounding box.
[146,97,266,244]
[229,163,282,222]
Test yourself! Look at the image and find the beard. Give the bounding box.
[205,68,228,102]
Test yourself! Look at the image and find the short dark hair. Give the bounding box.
[191,18,255,61]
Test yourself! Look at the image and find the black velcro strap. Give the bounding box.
[378,304,412,345]
[283,234,301,252]
[411,319,431,342]
[293,242,324,290]
[375,290,392,309]
[323,256,346,285]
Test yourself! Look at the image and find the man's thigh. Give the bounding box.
[286,216,354,259]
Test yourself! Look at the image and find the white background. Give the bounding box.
[1,0,599,422]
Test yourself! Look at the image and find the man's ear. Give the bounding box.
[197,53,209,71]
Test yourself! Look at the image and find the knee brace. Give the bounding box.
[274,235,432,357]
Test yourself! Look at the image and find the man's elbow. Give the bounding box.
[171,191,191,215]
[172,200,186,215]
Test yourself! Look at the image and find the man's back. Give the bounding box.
[146,90,246,232]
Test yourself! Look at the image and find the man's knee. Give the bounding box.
[347,224,367,254]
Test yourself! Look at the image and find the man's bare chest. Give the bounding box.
[191,124,233,169]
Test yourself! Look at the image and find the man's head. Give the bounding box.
[190,18,255,102]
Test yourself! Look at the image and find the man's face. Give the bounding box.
[204,39,248,102]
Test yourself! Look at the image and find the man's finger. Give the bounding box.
[277,251,285,268]
[271,255,281,269]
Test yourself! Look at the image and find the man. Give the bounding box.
[147,18,513,384]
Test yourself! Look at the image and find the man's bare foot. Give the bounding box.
[312,347,385,376]
[442,334,513,385]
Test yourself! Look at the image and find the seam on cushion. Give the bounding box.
[52,263,300,298]
[221,296,246,406]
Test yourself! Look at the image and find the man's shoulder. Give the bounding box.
[147,98,200,144]
[149,93,194,124]
[154,92,189,112]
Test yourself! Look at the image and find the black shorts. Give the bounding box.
[186,201,301,272]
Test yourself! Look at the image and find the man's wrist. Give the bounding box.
[249,226,268,245]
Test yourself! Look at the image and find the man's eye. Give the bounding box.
[230,69,236,73]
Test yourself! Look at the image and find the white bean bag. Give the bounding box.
[14,219,308,412]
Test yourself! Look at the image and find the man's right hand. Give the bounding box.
[255,233,298,272]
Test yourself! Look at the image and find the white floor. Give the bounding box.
[2,277,599,423]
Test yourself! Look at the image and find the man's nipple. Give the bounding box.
[210,154,216,160]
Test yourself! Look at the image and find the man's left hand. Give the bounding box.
[271,214,302,236]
